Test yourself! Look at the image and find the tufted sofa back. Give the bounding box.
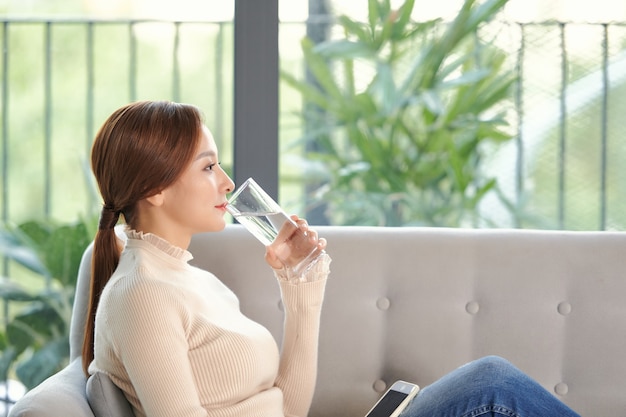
[10,224,626,417]
[189,225,626,417]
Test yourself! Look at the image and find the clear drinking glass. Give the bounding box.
[226,178,325,277]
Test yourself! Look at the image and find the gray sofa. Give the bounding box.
[9,225,626,417]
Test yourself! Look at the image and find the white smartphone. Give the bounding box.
[364,380,420,417]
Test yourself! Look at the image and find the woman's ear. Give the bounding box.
[145,191,165,207]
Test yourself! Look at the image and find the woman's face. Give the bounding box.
[158,125,235,238]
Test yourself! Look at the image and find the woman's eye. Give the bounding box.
[206,162,220,171]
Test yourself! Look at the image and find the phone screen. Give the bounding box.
[366,390,409,417]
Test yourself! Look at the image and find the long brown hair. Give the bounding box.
[82,100,203,375]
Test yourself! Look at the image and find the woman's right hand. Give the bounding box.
[264,215,326,270]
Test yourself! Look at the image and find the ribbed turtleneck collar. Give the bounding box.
[125,228,194,263]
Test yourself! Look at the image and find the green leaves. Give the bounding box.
[15,337,70,389]
[0,217,94,388]
[0,227,47,277]
[282,0,515,226]
[12,219,92,287]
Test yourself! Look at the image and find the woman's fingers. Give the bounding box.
[264,215,325,270]
[264,245,283,269]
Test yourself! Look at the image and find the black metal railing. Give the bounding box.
[1,18,233,224]
[480,20,626,230]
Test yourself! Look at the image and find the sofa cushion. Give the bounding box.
[86,372,134,417]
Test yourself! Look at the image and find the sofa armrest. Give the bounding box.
[8,359,94,417]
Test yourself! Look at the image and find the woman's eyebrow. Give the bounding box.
[195,150,216,160]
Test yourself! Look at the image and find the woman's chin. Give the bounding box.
[206,219,227,233]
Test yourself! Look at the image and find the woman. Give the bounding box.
[84,100,329,417]
[83,100,579,417]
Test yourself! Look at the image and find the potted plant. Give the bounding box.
[282,0,516,226]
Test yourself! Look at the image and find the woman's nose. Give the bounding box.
[225,175,235,193]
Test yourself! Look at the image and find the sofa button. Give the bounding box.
[465,301,480,315]
[557,302,572,315]
[377,297,391,311]
[373,379,387,393]
[278,300,284,312]
[555,382,569,395]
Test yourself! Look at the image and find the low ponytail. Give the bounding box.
[82,207,122,375]
[82,100,203,376]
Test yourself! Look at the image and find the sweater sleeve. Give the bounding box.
[274,254,330,417]
[104,274,207,417]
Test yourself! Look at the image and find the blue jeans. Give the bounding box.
[399,356,581,417]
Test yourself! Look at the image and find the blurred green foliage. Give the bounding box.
[0,217,95,389]
[283,0,516,226]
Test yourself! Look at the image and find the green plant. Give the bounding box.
[0,217,95,389]
[282,0,516,226]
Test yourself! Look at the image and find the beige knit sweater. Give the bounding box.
[89,230,330,417]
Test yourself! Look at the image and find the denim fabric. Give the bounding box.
[400,356,581,417]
